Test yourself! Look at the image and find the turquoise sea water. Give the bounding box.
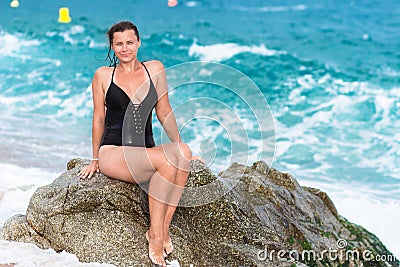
[0,0,399,258]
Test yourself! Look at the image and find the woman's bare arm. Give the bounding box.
[79,67,107,178]
[91,67,107,158]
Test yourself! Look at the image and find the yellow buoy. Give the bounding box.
[58,7,72,23]
[10,0,19,8]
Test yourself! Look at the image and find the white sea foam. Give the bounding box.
[56,84,93,119]
[0,82,92,122]
[70,25,85,35]
[0,31,41,56]
[55,25,86,45]
[45,25,101,48]
[378,66,400,77]
[88,39,106,48]
[299,179,400,259]
[233,4,307,13]
[185,1,199,7]
[188,41,286,61]
[0,239,182,266]
[273,72,400,259]
[0,240,116,267]
[0,31,60,65]
[275,74,400,179]
[0,163,57,227]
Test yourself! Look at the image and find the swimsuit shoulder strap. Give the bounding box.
[104,66,117,106]
[111,65,117,82]
[141,61,152,79]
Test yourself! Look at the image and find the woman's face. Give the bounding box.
[112,30,140,63]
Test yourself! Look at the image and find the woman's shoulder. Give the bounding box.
[94,66,114,76]
[142,60,165,74]
[93,66,114,82]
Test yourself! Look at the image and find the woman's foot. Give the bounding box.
[163,234,174,255]
[145,231,166,267]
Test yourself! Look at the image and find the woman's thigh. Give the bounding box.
[99,145,162,183]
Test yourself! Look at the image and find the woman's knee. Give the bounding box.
[153,150,178,173]
[176,142,192,160]
[175,143,192,174]
[155,142,191,171]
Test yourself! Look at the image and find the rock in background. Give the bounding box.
[1,158,398,267]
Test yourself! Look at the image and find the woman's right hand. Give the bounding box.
[78,160,100,179]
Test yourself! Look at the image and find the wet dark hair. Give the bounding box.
[106,21,140,67]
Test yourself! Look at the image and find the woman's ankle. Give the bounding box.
[147,229,163,241]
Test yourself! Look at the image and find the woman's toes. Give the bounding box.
[163,235,174,255]
[145,231,165,266]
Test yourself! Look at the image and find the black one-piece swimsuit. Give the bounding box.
[100,62,158,148]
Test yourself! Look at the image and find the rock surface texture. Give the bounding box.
[1,158,398,266]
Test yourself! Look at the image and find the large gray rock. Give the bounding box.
[1,159,398,266]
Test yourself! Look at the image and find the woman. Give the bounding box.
[78,21,193,267]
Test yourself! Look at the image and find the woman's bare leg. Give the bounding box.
[155,142,192,254]
[98,143,191,263]
[146,160,177,266]
[100,146,177,266]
